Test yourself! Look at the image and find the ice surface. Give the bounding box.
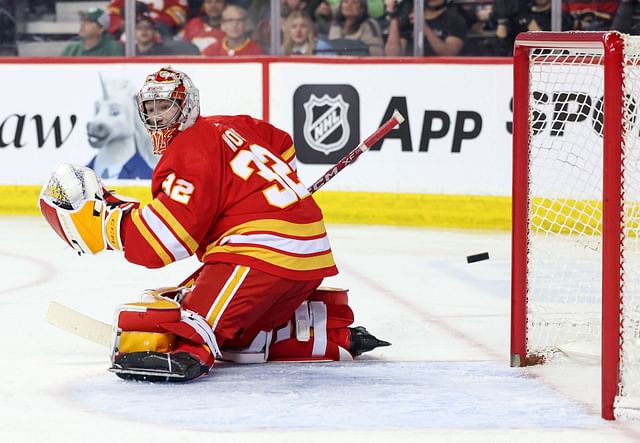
[69,361,599,431]
[1,217,640,442]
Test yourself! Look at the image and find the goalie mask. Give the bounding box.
[136,66,200,155]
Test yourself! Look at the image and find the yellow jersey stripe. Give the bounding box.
[217,219,328,241]
[205,244,335,271]
[206,265,249,328]
[281,145,296,162]
[131,209,173,266]
[149,199,198,253]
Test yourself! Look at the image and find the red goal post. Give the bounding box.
[510,31,640,421]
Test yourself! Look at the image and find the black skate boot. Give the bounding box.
[348,326,391,357]
[109,351,209,382]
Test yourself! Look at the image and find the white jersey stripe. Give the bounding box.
[219,233,331,255]
[141,206,190,261]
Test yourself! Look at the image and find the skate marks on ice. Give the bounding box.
[67,360,599,431]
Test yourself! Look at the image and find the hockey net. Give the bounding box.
[511,31,640,420]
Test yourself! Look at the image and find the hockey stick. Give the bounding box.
[179,110,405,287]
[47,112,405,344]
[307,110,405,192]
[46,301,112,347]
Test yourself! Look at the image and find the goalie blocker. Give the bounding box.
[109,287,390,382]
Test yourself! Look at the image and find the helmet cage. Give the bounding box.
[139,97,184,130]
[136,67,200,155]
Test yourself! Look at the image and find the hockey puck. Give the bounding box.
[466,252,489,263]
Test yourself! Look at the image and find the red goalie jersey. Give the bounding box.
[120,115,338,281]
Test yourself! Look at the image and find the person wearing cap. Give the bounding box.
[62,8,124,56]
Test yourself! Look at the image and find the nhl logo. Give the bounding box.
[302,94,350,155]
[293,84,360,165]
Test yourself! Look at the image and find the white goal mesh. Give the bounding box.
[526,47,605,361]
[521,33,640,419]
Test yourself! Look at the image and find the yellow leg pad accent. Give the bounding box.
[125,297,180,310]
[119,331,177,353]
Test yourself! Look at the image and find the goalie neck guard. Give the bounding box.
[136,66,200,155]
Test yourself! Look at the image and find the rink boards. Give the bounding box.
[0,58,513,229]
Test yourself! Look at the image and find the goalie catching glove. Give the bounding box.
[39,164,138,254]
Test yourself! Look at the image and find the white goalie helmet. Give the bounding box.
[136,66,200,155]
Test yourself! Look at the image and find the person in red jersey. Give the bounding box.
[108,0,189,38]
[39,66,390,382]
[202,4,264,56]
[179,0,226,53]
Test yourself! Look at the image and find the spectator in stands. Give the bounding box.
[247,0,274,53]
[62,8,124,56]
[455,1,504,56]
[107,0,190,38]
[385,0,466,56]
[180,0,226,53]
[613,0,640,35]
[311,0,334,36]
[310,0,386,35]
[202,4,264,55]
[249,0,324,54]
[561,0,617,31]
[493,0,527,39]
[282,10,335,54]
[328,0,384,55]
[491,0,530,56]
[135,11,200,55]
[513,0,575,34]
[380,0,412,50]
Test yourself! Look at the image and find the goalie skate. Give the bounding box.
[348,326,391,356]
[109,351,209,382]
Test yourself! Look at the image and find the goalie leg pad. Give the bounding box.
[268,288,355,362]
[267,287,391,361]
[113,294,182,355]
[111,292,218,382]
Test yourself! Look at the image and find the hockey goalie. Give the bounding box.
[38,66,390,382]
